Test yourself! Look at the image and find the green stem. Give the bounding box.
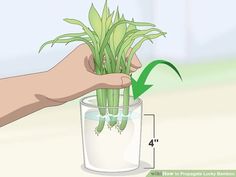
[104,49,112,73]
[119,87,130,131]
[108,89,120,128]
[95,116,106,136]
[105,45,116,72]
[95,88,107,134]
[107,89,114,114]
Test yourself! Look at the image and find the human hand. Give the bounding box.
[0,44,141,126]
[43,44,142,104]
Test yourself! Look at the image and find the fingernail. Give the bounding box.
[121,76,131,87]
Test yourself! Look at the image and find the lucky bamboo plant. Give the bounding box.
[39,1,169,135]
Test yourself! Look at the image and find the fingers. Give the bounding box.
[130,53,142,69]
[95,73,131,89]
[126,48,142,69]
[87,55,95,72]
[130,66,137,73]
[84,46,142,74]
[87,54,141,73]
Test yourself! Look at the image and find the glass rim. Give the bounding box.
[80,95,142,109]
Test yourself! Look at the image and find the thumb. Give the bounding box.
[95,73,131,89]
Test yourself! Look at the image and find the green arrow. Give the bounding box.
[131,59,182,100]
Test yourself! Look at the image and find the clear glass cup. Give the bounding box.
[80,95,143,172]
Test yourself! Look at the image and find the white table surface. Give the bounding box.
[1,82,236,177]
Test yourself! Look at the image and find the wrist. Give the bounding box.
[36,71,66,107]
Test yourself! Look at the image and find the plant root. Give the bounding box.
[95,116,106,135]
[107,114,118,129]
[118,115,129,132]
[115,123,123,134]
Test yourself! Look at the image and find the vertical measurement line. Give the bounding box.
[153,148,156,169]
[144,114,156,169]
[144,147,155,169]
[144,114,156,138]
[153,115,155,138]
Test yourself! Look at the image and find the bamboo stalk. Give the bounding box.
[95,88,107,134]
[108,89,120,128]
[119,86,130,131]
[107,89,114,114]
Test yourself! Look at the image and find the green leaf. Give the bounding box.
[89,4,102,38]
[39,39,69,53]
[51,32,88,46]
[127,21,136,32]
[145,32,167,40]
[39,37,93,54]
[101,0,108,43]
[64,18,100,66]
[52,32,87,39]
[116,30,167,73]
[64,18,85,26]
[120,54,127,73]
[125,37,154,73]
[109,32,115,55]
[108,7,111,16]
[126,28,164,42]
[106,11,114,31]
[117,28,165,57]
[104,45,114,73]
[115,35,151,72]
[100,19,155,59]
[115,29,139,56]
[114,7,120,23]
[102,0,108,22]
[122,28,165,53]
[63,18,98,47]
[116,28,156,57]
[113,15,127,49]
[109,6,121,54]
[129,21,155,27]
